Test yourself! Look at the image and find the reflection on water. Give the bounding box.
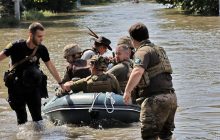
[0,1,220,140]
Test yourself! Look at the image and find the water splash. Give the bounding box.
[16,120,69,139]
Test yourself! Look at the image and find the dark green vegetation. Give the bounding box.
[23,0,77,13]
[156,0,219,16]
[0,0,115,27]
[80,0,114,5]
[0,0,219,27]
[0,0,14,18]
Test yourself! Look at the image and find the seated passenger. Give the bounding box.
[61,55,122,95]
[62,43,91,83]
[81,36,112,60]
[107,41,133,92]
[117,36,135,59]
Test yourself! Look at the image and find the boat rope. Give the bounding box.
[89,92,116,114]
[104,92,115,113]
[89,92,101,113]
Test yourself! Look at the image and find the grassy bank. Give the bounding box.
[0,8,92,28]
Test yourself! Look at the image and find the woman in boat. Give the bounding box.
[59,55,122,96]
[62,43,91,83]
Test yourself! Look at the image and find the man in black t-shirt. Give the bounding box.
[0,22,67,125]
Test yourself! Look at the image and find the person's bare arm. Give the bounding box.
[44,60,68,91]
[123,66,144,104]
[0,51,7,62]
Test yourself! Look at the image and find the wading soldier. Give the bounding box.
[0,22,67,125]
[123,23,177,140]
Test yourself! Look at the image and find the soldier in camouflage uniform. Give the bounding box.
[123,23,177,140]
[117,36,135,59]
[107,41,132,92]
[62,55,122,95]
[62,43,91,83]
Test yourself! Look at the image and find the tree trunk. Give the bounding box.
[13,0,20,20]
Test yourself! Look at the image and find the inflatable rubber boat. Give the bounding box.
[42,92,140,124]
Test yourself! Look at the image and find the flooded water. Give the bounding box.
[0,1,220,140]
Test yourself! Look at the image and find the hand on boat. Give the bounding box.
[123,91,132,105]
[55,88,68,97]
[60,84,69,92]
[63,81,74,92]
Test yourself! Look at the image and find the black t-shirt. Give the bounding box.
[3,40,50,76]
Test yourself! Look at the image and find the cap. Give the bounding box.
[89,55,109,71]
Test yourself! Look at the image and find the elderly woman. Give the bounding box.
[61,55,122,95]
[62,43,91,83]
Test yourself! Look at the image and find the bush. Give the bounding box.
[0,0,14,18]
[22,10,45,20]
[155,0,219,16]
[23,0,77,13]
[80,0,113,5]
[182,0,219,16]
[0,16,19,27]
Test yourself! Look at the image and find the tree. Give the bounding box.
[182,0,219,16]
[0,0,14,17]
[155,0,219,16]
[22,0,77,13]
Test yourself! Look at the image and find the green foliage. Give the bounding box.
[0,0,14,17]
[0,16,19,27]
[42,10,56,17]
[22,0,77,13]
[80,0,113,5]
[22,10,56,20]
[156,0,179,6]
[182,0,219,16]
[22,10,45,20]
[155,0,219,16]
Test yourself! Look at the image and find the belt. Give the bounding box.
[136,89,174,105]
[144,89,174,98]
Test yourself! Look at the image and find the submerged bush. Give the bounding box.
[22,10,45,20]
[0,16,19,27]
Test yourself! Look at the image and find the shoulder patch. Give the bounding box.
[5,43,13,49]
[134,58,141,64]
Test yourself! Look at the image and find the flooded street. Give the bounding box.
[0,1,220,139]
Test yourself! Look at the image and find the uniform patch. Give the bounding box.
[134,58,141,64]
[5,43,13,49]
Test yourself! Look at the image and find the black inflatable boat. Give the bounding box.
[42,92,140,124]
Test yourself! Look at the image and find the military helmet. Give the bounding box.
[63,43,81,58]
[117,36,133,49]
[89,55,109,71]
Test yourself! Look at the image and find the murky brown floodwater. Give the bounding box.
[0,1,220,140]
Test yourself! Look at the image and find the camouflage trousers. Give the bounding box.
[140,91,177,140]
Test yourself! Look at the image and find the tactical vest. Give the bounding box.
[146,44,172,78]
[137,42,172,88]
[86,73,114,93]
[71,60,90,79]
